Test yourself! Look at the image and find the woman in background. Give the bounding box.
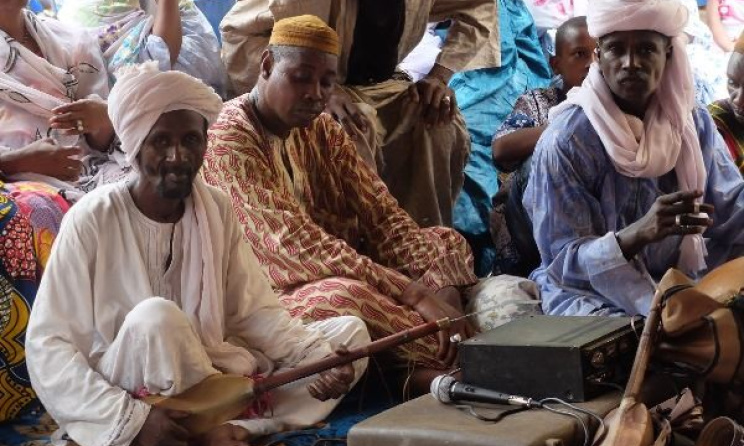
[58,0,227,96]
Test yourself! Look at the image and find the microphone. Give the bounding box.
[430,375,540,408]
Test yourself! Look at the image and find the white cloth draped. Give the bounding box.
[0,10,126,193]
[550,0,708,274]
[58,0,227,96]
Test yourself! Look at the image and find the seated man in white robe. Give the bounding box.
[25,62,370,446]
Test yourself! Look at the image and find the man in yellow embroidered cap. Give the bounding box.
[220,1,499,229]
[204,15,514,394]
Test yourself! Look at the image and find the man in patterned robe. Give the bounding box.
[203,16,497,393]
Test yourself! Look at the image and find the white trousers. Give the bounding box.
[96,298,370,435]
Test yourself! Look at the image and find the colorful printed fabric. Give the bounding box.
[488,87,563,277]
[710,99,744,175]
[493,86,563,142]
[0,180,69,422]
[58,0,226,96]
[203,95,477,367]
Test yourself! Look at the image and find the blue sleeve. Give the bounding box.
[524,116,656,316]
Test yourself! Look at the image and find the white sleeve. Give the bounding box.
[25,209,149,446]
[223,209,334,370]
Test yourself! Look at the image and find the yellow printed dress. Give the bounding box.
[0,181,69,422]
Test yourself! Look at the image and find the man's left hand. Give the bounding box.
[307,346,355,401]
[406,65,456,127]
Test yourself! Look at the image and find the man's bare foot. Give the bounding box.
[193,424,250,446]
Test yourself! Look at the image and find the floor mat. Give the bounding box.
[0,366,401,446]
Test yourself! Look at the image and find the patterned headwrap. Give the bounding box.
[269,15,340,56]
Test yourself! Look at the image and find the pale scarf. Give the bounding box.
[106,63,255,374]
[0,10,118,194]
[550,0,708,274]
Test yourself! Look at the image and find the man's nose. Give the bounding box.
[734,87,744,109]
[621,51,641,70]
[165,144,185,162]
[306,82,322,100]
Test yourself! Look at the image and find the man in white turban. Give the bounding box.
[523,0,744,317]
[24,62,369,446]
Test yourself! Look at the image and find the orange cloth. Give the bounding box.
[269,15,340,56]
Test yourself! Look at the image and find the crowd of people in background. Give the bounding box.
[3,0,744,444]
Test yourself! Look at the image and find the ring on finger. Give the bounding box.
[675,215,682,226]
[692,202,700,214]
[76,119,84,133]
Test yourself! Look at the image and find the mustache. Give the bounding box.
[618,73,647,83]
[159,165,194,177]
[295,102,325,114]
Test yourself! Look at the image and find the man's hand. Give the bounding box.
[325,91,369,140]
[0,138,82,181]
[406,64,457,127]
[194,423,250,446]
[400,282,474,367]
[50,98,112,137]
[133,408,190,446]
[307,345,355,401]
[616,190,714,259]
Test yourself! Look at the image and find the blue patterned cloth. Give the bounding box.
[450,0,552,276]
[524,105,744,317]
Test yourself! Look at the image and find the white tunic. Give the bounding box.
[25,182,365,446]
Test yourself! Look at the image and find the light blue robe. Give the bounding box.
[524,105,744,316]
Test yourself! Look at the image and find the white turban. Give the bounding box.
[107,61,223,168]
[587,0,688,39]
[550,0,708,274]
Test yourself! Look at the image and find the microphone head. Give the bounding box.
[430,374,456,404]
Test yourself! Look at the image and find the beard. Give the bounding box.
[155,166,195,200]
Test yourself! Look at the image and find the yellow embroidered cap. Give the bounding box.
[269,15,340,56]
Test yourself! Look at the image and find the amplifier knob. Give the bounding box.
[590,350,605,368]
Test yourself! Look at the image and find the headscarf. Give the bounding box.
[107,62,221,167]
[269,15,340,56]
[107,63,257,375]
[549,0,707,274]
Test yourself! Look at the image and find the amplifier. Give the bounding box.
[460,315,639,402]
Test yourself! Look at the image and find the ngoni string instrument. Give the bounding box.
[144,316,461,434]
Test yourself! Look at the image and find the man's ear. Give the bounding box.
[259,49,274,79]
[549,55,560,74]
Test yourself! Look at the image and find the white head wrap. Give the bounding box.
[107,63,260,375]
[550,0,708,274]
[107,61,222,168]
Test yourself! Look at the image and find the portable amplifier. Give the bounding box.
[460,315,640,402]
